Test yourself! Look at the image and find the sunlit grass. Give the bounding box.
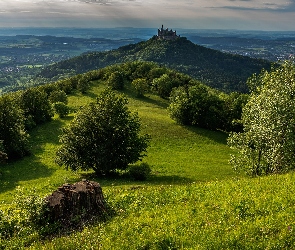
[0,80,257,249]
[0,81,236,204]
[25,173,295,250]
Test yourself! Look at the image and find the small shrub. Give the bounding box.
[107,71,125,90]
[0,210,17,239]
[48,90,68,104]
[52,102,70,118]
[0,141,8,164]
[131,78,148,97]
[56,89,150,175]
[77,77,90,93]
[128,163,152,181]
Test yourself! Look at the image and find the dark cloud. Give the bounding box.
[216,0,295,12]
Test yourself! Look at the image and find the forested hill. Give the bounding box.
[39,36,272,93]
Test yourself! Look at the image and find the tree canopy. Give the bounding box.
[0,94,29,160]
[228,61,295,175]
[55,88,150,175]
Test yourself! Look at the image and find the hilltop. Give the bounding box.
[39,36,272,93]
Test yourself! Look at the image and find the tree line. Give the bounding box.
[4,60,293,178]
[0,70,99,163]
[0,61,247,169]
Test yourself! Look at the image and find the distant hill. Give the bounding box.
[39,36,272,92]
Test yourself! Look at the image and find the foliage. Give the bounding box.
[131,78,148,97]
[76,74,91,93]
[52,102,70,118]
[0,141,8,164]
[0,94,29,160]
[168,83,246,131]
[107,71,125,90]
[56,88,151,175]
[152,73,174,98]
[228,61,295,175]
[152,70,192,98]
[222,92,249,132]
[17,87,53,129]
[128,163,152,181]
[48,90,68,104]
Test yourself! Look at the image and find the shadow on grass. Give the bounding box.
[84,90,98,99]
[184,125,229,145]
[79,172,193,187]
[147,174,193,185]
[29,118,68,145]
[0,155,55,194]
[0,119,67,195]
[136,94,169,109]
[121,85,169,109]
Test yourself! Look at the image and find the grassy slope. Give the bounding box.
[0,81,234,204]
[2,81,295,249]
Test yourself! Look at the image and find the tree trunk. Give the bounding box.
[45,180,107,225]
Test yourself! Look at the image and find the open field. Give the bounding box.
[1,81,295,249]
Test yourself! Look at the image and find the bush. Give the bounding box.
[48,90,68,104]
[128,163,152,181]
[52,102,70,118]
[131,78,148,97]
[17,87,53,129]
[56,88,151,175]
[0,141,7,164]
[0,94,29,160]
[107,71,125,90]
[77,75,91,93]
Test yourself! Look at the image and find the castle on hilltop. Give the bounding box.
[157,25,179,40]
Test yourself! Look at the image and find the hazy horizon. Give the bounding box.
[0,0,294,31]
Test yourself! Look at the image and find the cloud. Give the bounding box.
[210,0,295,12]
[0,0,294,30]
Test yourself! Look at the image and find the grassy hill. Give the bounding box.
[1,80,295,249]
[39,37,272,93]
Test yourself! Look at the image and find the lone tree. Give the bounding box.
[56,88,150,175]
[228,61,295,175]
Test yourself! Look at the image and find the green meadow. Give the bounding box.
[1,81,295,249]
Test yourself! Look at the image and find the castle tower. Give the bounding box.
[157,25,179,40]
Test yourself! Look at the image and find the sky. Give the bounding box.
[0,0,294,31]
